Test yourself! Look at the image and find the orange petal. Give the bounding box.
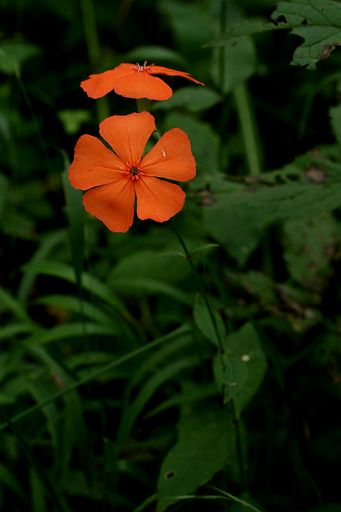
[82,178,135,233]
[81,63,172,100]
[140,128,196,182]
[68,135,126,190]
[100,112,155,166]
[149,65,205,86]
[135,176,186,222]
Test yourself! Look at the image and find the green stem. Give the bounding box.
[136,98,152,112]
[219,0,227,91]
[80,0,110,122]
[170,221,224,354]
[234,83,261,176]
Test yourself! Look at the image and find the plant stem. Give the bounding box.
[234,83,261,176]
[170,221,224,354]
[80,0,110,122]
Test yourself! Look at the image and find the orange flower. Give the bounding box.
[80,62,205,100]
[68,112,196,233]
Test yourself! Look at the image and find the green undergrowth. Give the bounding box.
[0,0,341,511]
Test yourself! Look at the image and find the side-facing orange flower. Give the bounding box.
[68,112,196,233]
[80,62,205,100]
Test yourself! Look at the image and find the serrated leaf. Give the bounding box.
[214,323,267,416]
[157,404,235,512]
[272,0,341,69]
[203,153,341,265]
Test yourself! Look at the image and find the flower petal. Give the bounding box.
[68,135,126,190]
[113,66,172,100]
[82,178,135,233]
[140,128,196,182]
[149,65,205,86]
[135,176,186,222]
[99,112,155,166]
[80,68,126,99]
[81,63,172,100]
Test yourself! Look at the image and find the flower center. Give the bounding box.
[128,165,143,181]
[136,61,149,72]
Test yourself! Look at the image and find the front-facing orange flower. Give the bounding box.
[68,112,196,233]
[81,62,205,100]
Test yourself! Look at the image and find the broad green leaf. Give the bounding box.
[153,86,221,112]
[0,42,40,74]
[160,0,215,58]
[58,110,90,135]
[164,112,219,173]
[108,249,190,286]
[283,212,339,293]
[124,45,187,67]
[204,20,287,48]
[214,323,267,416]
[272,0,341,69]
[203,152,341,265]
[193,293,226,346]
[157,404,235,512]
[211,36,258,93]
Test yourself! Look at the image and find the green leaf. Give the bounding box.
[214,323,267,416]
[124,45,187,67]
[272,0,341,69]
[0,41,41,74]
[153,86,222,112]
[211,36,258,93]
[283,212,339,293]
[22,261,126,314]
[204,20,286,48]
[116,357,199,449]
[157,404,235,512]
[160,0,215,57]
[58,110,90,135]
[203,153,341,265]
[193,294,226,346]
[164,112,219,173]
[0,286,32,322]
[23,322,120,345]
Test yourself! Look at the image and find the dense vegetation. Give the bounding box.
[1,0,340,511]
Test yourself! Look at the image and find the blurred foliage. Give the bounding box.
[0,0,341,511]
